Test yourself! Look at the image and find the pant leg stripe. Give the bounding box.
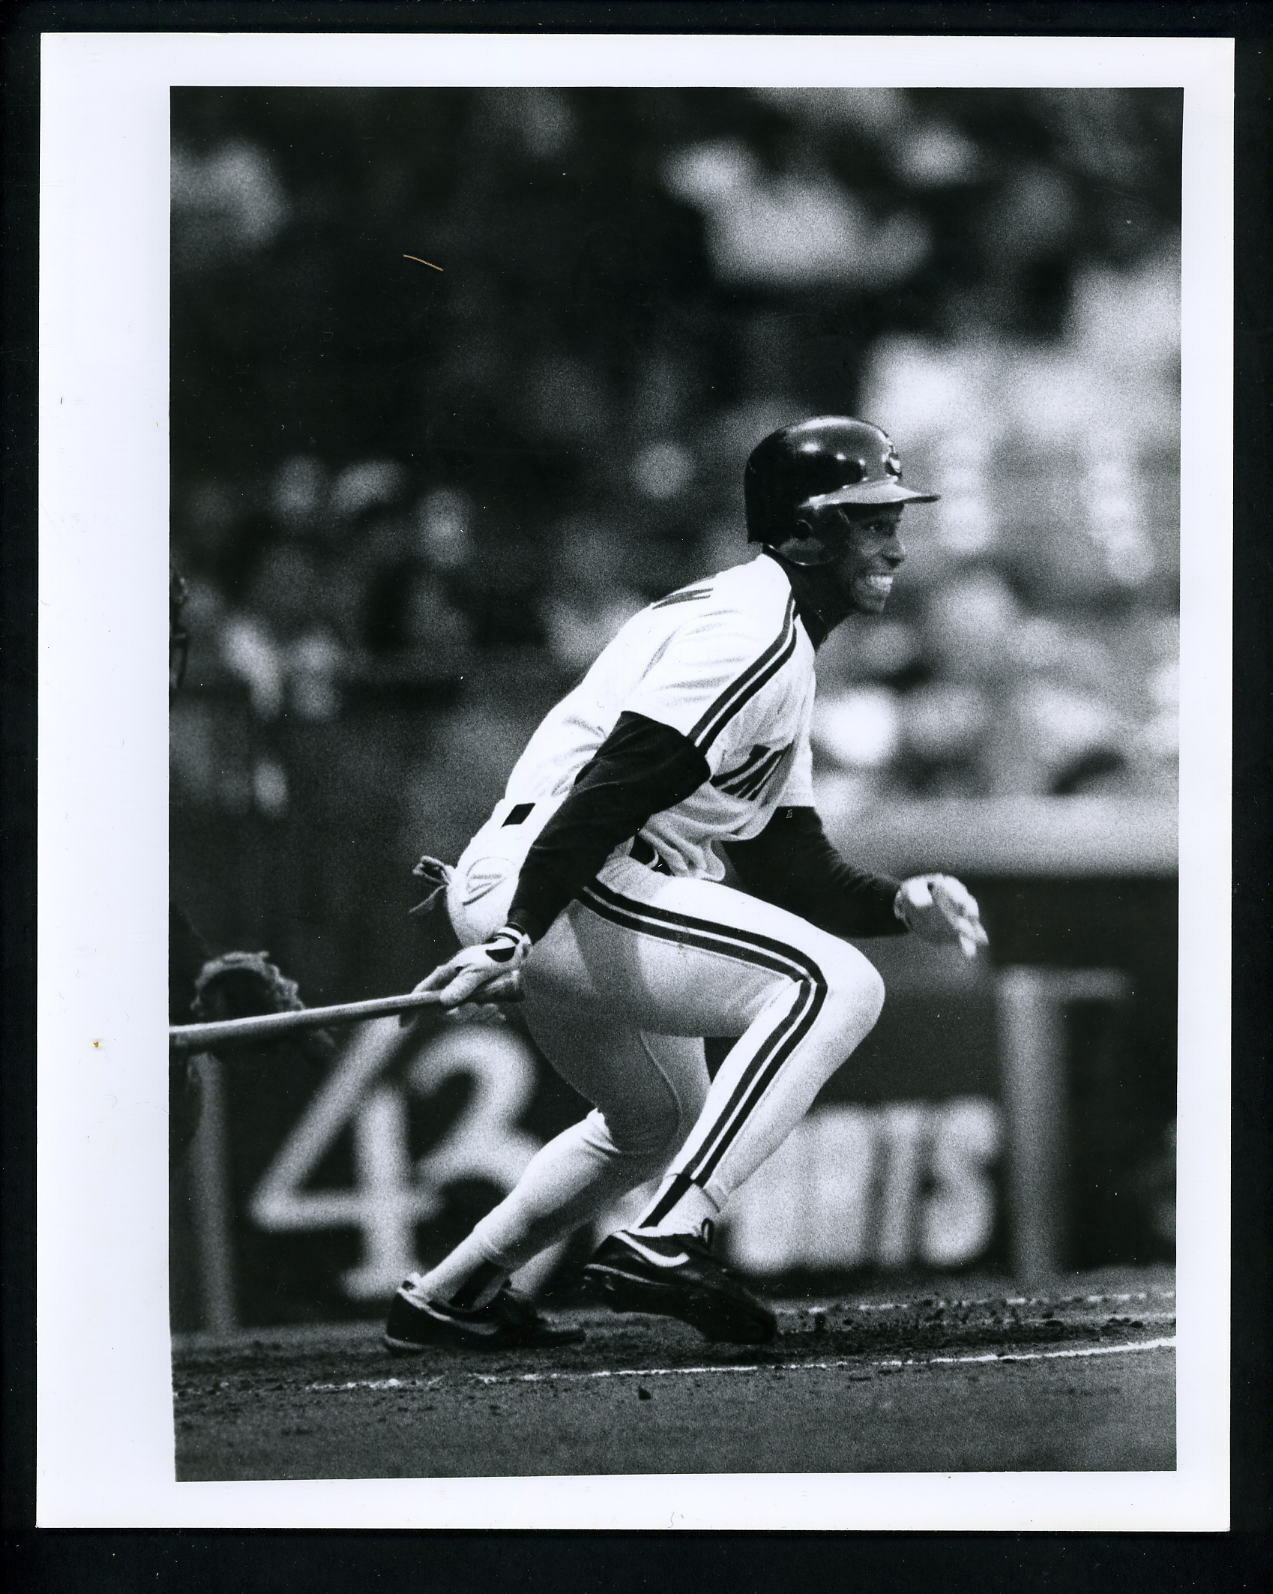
[687,969,824,1187]
[642,1173,697,1227]
[578,881,827,1190]
[578,889,816,1186]
[584,877,820,978]
[578,886,801,980]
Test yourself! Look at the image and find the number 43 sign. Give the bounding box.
[250,1018,560,1300]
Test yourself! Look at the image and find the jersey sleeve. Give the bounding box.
[623,596,799,776]
[776,725,815,808]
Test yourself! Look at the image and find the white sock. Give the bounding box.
[413,1248,508,1311]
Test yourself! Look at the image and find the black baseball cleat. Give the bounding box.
[581,1221,778,1345]
[383,1280,586,1354]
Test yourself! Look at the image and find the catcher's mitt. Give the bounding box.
[192,950,334,1060]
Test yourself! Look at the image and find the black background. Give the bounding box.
[3,0,1269,1586]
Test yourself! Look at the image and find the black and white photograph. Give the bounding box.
[37,30,1232,1531]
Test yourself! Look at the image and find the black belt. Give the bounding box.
[630,834,672,875]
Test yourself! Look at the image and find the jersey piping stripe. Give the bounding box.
[578,879,827,1189]
[686,596,797,752]
[687,597,796,752]
[652,586,713,610]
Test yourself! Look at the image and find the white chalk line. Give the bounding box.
[304,1335,1175,1395]
[849,1290,1175,1313]
[876,1336,1176,1368]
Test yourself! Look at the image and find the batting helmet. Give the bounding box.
[744,416,938,545]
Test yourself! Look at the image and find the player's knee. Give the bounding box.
[818,946,886,1039]
[863,964,887,1031]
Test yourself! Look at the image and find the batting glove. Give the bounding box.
[411,925,531,1010]
[894,875,989,959]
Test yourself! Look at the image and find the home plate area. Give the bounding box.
[172,1266,1175,1479]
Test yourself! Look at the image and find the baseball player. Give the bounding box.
[384,417,987,1353]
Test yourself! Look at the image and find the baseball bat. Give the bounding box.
[169,990,443,1053]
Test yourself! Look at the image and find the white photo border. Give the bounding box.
[37,30,1232,1530]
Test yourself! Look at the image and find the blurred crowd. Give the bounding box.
[171,86,1181,925]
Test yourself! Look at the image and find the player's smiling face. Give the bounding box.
[820,504,907,614]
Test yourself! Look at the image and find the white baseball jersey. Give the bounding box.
[498,553,817,878]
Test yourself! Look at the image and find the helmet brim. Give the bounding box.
[806,482,940,508]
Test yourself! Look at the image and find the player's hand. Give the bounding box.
[895,875,988,959]
[439,989,520,1026]
[407,925,531,1013]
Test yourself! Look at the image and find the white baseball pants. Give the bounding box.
[444,809,886,1270]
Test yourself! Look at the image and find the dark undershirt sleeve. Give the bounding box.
[506,710,710,942]
[723,806,907,939]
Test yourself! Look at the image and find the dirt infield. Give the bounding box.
[173,1268,1175,1479]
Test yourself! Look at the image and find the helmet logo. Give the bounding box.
[884,447,902,479]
